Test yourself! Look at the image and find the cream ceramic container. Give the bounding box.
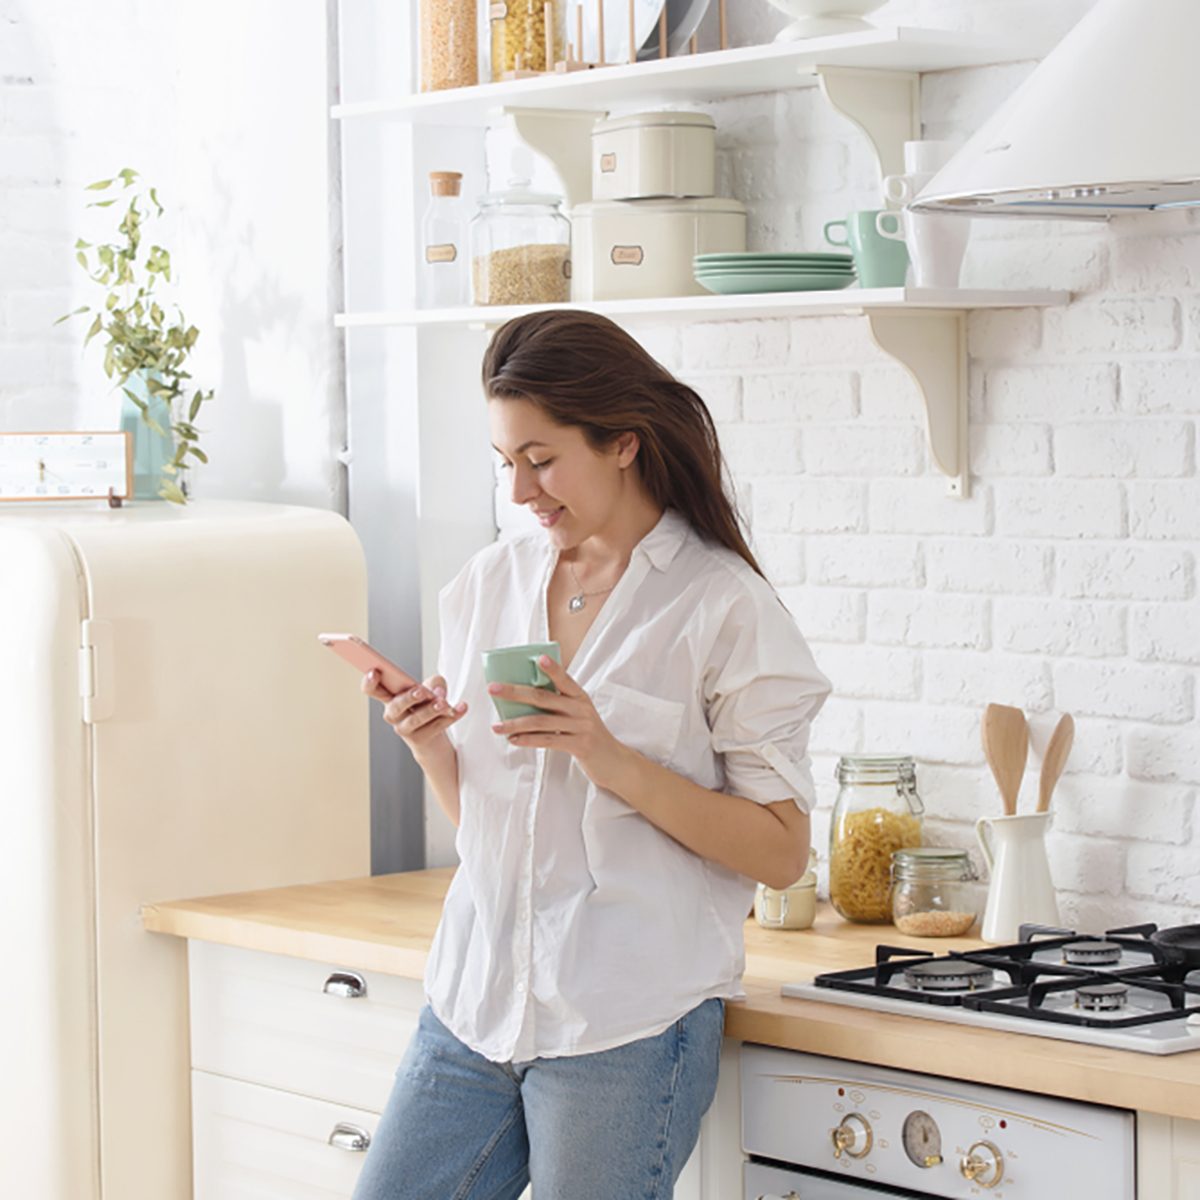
[754,851,819,930]
[591,111,717,201]
[570,197,746,300]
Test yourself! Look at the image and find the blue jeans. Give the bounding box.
[352,999,725,1200]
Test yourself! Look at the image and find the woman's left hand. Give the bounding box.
[489,655,629,790]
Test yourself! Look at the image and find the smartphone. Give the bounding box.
[317,633,421,697]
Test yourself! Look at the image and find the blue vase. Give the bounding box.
[118,370,175,500]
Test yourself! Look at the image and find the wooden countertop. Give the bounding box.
[142,868,1200,1121]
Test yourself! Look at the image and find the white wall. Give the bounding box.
[491,0,1200,928]
[0,0,343,507]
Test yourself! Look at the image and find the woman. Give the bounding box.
[353,310,829,1200]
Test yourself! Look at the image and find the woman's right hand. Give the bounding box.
[362,669,468,758]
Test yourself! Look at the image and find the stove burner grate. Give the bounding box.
[1075,982,1129,1012]
[1063,940,1123,967]
[904,960,995,993]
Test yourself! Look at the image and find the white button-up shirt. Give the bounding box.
[426,507,830,1062]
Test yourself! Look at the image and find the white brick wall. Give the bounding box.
[679,0,1200,929]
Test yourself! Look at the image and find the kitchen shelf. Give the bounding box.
[337,288,1068,500]
[331,27,1051,127]
[332,26,1055,192]
[334,288,1066,329]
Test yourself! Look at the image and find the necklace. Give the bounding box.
[566,559,618,612]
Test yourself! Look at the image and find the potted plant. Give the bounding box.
[57,167,214,503]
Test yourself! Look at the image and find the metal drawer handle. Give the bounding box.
[328,1122,371,1153]
[323,971,367,999]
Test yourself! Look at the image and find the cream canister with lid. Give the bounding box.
[591,111,717,201]
[754,850,818,930]
[570,196,746,301]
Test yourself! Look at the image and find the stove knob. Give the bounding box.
[831,1113,873,1160]
[960,1139,1004,1188]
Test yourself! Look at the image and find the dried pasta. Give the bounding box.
[829,807,922,923]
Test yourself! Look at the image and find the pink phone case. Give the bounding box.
[317,633,420,696]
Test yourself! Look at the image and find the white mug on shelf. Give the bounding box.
[902,138,961,175]
[883,170,934,208]
[875,206,970,289]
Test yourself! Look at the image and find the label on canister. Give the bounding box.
[599,152,617,174]
[489,2,507,18]
[425,243,458,264]
[610,245,644,266]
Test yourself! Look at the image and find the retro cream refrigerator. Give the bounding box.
[0,500,371,1199]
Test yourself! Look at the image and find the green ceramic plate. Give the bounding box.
[697,272,857,295]
[694,252,853,265]
[696,265,854,276]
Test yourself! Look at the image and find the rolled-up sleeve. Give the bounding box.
[702,584,831,812]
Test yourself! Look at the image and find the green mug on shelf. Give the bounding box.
[482,641,561,720]
[824,210,910,288]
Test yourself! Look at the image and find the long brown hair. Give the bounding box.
[481,310,766,579]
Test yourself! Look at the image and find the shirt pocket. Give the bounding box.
[592,680,686,767]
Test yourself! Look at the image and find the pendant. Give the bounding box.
[569,594,586,612]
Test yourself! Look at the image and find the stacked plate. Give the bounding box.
[694,251,856,295]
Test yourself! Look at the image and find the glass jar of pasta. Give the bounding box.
[490,0,566,78]
[829,755,924,924]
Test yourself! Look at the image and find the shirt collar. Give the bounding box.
[637,507,690,572]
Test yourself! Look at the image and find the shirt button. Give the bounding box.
[516,982,527,993]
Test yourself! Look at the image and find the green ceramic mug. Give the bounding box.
[482,641,561,720]
[824,210,910,287]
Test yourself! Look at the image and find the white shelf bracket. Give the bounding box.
[815,66,919,181]
[504,107,608,209]
[865,309,970,498]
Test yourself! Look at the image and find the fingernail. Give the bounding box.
[539,655,551,666]
[488,683,502,694]
[491,723,502,732]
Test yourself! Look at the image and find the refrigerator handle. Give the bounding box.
[80,618,115,723]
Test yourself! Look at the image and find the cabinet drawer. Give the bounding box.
[189,941,423,1113]
[192,1069,379,1199]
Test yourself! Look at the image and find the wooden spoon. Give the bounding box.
[1038,713,1075,813]
[982,703,1029,816]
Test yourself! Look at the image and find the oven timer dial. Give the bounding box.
[831,1113,873,1159]
[902,1110,943,1168]
[960,1139,1004,1188]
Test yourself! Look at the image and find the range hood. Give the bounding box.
[913,0,1200,220]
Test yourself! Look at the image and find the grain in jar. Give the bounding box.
[420,0,479,92]
[829,755,924,924]
[469,176,572,306]
[890,847,981,937]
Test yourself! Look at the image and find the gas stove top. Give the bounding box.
[781,923,1200,1054]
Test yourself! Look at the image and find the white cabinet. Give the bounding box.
[186,941,734,1198]
[192,1071,381,1200]
[189,940,422,1113]
[1138,1113,1200,1200]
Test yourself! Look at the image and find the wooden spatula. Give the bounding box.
[982,703,1028,816]
[1037,713,1075,813]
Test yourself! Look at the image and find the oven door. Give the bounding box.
[747,1160,932,1198]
